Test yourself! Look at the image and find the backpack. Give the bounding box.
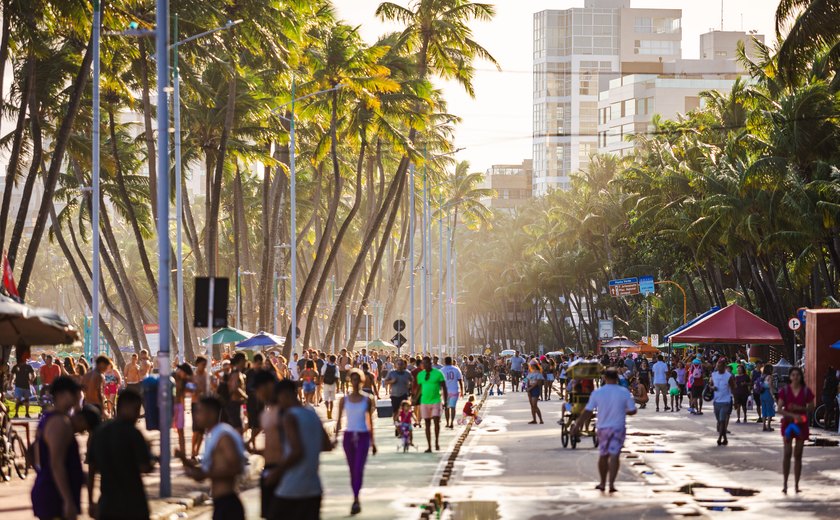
[323,364,337,385]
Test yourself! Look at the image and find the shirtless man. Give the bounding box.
[251,371,280,518]
[179,396,247,520]
[82,356,110,410]
[191,356,214,458]
[226,353,248,434]
[338,348,352,394]
[123,353,142,394]
[138,349,153,380]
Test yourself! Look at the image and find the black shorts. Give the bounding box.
[268,496,321,520]
[224,401,244,429]
[191,402,205,434]
[339,371,348,383]
[391,394,408,412]
[691,384,705,399]
[213,493,245,520]
[260,465,277,518]
[678,384,687,396]
[510,370,522,379]
[247,399,263,429]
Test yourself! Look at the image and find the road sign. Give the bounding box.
[598,319,614,339]
[391,333,407,347]
[797,307,807,324]
[393,319,406,332]
[788,318,801,331]
[609,277,640,297]
[640,275,655,295]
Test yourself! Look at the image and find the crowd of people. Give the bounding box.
[4,345,839,519]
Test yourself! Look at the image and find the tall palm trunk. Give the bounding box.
[107,108,158,294]
[49,203,124,367]
[347,162,406,350]
[18,28,94,296]
[207,72,237,277]
[0,56,31,250]
[138,39,158,220]
[304,138,367,348]
[8,59,41,266]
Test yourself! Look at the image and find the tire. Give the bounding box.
[813,404,826,429]
[561,425,569,448]
[571,435,578,449]
[9,432,27,479]
[593,433,599,448]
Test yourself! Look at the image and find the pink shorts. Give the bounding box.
[420,403,441,420]
[597,427,626,457]
[172,403,185,430]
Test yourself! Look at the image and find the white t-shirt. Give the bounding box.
[652,361,669,385]
[440,365,463,394]
[668,377,679,392]
[711,370,733,403]
[585,383,635,431]
[290,361,300,380]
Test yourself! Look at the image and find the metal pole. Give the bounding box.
[173,13,185,363]
[290,80,298,355]
[155,0,172,498]
[446,217,453,352]
[421,162,428,354]
[91,0,101,357]
[453,249,459,352]
[438,199,444,354]
[409,163,416,355]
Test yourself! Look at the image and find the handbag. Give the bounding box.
[703,385,714,402]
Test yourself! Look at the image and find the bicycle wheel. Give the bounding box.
[561,423,569,448]
[9,432,28,479]
[813,404,826,429]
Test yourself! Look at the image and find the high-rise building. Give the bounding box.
[596,30,764,157]
[532,0,681,195]
[479,160,533,213]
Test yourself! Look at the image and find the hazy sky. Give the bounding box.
[335,0,780,173]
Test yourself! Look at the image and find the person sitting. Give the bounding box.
[632,378,649,408]
[458,395,481,425]
[396,400,414,446]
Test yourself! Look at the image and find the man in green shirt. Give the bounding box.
[415,356,447,452]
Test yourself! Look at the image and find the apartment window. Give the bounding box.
[621,123,635,140]
[610,101,622,120]
[635,17,680,34]
[599,106,611,124]
[623,99,636,117]
[598,131,607,148]
[635,97,654,115]
[606,126,621,145]
[580,102,598,134]
[579,142,593,162]
[634,39,678,56]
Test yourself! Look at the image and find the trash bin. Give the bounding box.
[142,375,160,431]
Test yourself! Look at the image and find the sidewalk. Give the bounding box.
[191,390,478,519]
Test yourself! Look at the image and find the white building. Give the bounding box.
[532,0,682,195]
[596,30,764,156]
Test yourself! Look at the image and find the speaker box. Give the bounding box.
[194,277,229,328]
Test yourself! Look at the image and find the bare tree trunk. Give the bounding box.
[138,39,157,220]
[0,56,31,250]
[207,72,237,278]
[18,30,94,295]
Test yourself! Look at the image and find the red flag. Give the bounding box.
[3,251,21,302]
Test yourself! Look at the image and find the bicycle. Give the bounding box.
[812,402,838,431]
[0,400,29,481]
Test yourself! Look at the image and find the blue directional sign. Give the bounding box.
[640,275,655,295]
[609,277,639,297]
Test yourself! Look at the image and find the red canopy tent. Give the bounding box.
[669,304,783,344]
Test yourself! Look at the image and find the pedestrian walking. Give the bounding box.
[191,356,214,459]
[251,371,280,519]
[179,396,248,520]
[384,359,412,425]
[733,364,751,423]
[334,369,377,515]
[123,353,142,395]
[226,353,248,434]
[10,354,35,418]
[777,367,814,494]
[525,361,544,424]
[267,379,333,520]
[571,368,636,493]
[440,357,464,429]
[82,356,110,412]
[87,388,153,520]
[760,364,777,431]
[173,363,192,456]
[652,355,670,411]
[31,377,100,520]
[415,356,447,452]
[321,355,339,420]
[710,358,735,446]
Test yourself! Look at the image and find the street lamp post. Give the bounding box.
[438,194,444,354]
[409,163,416,355]
[269,82,345,356]
[154,0,172,498]
[91,0,101,357]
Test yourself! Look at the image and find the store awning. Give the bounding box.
[664,306,721,341]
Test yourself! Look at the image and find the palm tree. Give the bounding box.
[776,0,840,79]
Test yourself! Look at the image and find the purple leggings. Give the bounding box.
[343,431,370,498]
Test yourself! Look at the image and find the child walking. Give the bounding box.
[668,371,680,412]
